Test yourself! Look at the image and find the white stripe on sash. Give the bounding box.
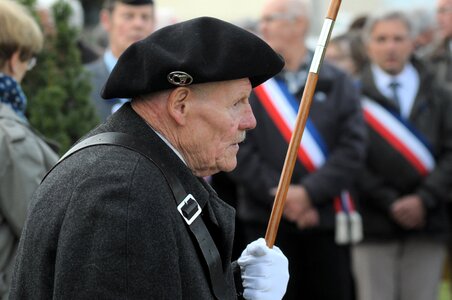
[256,79,363,244]
[362,98,435,175]
[259,79,326,170]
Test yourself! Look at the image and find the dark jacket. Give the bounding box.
[230,63,367,231]
[10,103,239,299]
[85,57,122,122]
[357,59,452,241]
[426,38,452,88]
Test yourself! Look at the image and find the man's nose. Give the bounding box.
[240,105,257,130]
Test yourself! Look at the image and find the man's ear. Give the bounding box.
[167,87,191,125]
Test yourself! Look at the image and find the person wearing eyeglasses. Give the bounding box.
[0,1,59,298]
[221,0,367,299]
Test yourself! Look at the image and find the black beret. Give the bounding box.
[101,16,284,99]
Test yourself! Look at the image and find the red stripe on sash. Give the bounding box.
[254,86,316,172]
[363,110,428,176]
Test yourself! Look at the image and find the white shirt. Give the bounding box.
[103,49,117,73]
[153,127,188,166]
[371,63,420,118]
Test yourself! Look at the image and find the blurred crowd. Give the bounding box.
[1,0,452,299]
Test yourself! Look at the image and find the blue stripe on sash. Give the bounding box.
[387,109,434,155]
[274,79,329,157]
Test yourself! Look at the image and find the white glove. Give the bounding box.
[237,238,289,300]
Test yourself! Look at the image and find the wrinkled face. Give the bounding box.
[259,0,308,54]
[181,79,256,177]
[102,3,155,57]
[437,0,452,39]
[366,19,413,75]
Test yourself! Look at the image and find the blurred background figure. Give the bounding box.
[36,0,101,64]
[348,14,368,32]
[353,10,452,300]
[408,7,437,57]
[426,0,452,93]
[0,0,59,298]
[426,0,452,294]
[85,0,155,122]
[219,0,367,299]
[325,31,368,84]
[36,0,83,35]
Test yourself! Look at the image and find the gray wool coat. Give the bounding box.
[10,103,240,299]
[0,104,58,299]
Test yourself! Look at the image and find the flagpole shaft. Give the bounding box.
[265,0,342,248]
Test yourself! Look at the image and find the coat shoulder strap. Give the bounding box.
[43,132,229,300]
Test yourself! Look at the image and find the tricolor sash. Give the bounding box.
[255,78,362,244]
[254,78,328,172]
[362,98,435,176]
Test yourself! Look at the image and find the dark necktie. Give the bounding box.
[389,81,401,111]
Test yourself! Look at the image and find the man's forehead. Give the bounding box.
[372,19,409,33]
[262,0,287,14]
[195,78,251,93]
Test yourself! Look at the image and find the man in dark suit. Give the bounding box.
[227,0,367,299]
[353,11,452,300]
[10,17,290,300]
[85,0,155,122]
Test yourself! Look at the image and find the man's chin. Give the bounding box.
[218,159,237,173]
[382,62,404,75]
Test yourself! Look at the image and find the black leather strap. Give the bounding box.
[47,132,229,300]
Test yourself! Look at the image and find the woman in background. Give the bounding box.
[0,1,58,298]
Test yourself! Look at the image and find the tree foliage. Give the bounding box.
[20,0,99,154]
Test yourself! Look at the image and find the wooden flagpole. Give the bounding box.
[265,0,342,247]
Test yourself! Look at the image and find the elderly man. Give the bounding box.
[220,0,367,299]
[354,11,452,300]
[86,0,155,122]
[10,17,289,300]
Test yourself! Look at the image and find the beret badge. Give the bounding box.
[167,71,194,86]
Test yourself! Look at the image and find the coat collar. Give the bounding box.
[0,102,28,125]
[91,102,217,211]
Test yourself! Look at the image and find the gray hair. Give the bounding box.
[286,0,312,19]
[362,11,415,44]
[408,8,436,36]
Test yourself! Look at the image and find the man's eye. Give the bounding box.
[123,13,133,20]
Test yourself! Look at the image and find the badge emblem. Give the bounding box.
[167,71,194,86]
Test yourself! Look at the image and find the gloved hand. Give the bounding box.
[237,238,289,300]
